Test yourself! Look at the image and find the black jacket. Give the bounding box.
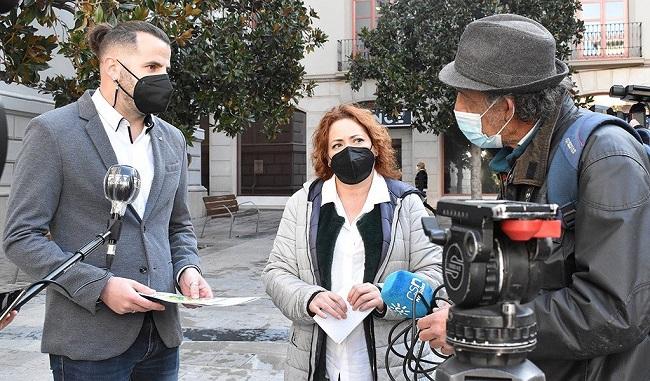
[415,169,428,192]
[500,95,650,381]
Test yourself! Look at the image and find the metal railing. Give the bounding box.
[337,39,369,71]
[571,22,642,60]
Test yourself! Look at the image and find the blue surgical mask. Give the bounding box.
[454,98,514,149]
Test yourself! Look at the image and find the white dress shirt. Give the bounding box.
[321,170,391,381]
[91,89,154,219]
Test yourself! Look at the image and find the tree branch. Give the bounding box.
[49,0,75,15]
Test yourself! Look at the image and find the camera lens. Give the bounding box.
[609,85,626,98]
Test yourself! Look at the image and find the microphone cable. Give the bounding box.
[385,284,452,381]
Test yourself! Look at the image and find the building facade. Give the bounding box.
[205,0,649,209]
[571,0,650,119]
[206,0,444,208]
[2,1,646,222]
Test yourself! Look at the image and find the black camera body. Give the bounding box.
[423,200,561,380]
[608,85,650,128]
[609,84,650,102]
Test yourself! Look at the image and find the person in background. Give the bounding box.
[263,104,443,380]
[417,14,650,380]
[414,161,435,214]
[3,21,212,380]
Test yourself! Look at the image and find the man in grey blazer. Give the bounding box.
[3,21,212,380]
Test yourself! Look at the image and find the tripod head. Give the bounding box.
[422,200,560,380]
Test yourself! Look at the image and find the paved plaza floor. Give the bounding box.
[0,205,444,380]
[0,209,289,380]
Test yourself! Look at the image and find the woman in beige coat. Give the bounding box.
[263,104,443,380]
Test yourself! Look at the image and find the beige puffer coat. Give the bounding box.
[263,179,443,380]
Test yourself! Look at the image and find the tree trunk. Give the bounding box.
[470,145,482,199]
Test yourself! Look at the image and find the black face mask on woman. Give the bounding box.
[114,59,174,114]
[330,146,375,185]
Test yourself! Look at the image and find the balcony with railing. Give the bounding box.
[337,39,369,71]
[571,22,642,61]
[338,23,642,70]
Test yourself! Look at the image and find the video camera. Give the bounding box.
[608,85,650,128]
[422,200,561,381]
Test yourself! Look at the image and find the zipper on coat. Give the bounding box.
[305,201,319,285]
[308,324,317,380]
[305,199,326,381]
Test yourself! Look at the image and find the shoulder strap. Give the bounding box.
[635,127,650,145]
[547,111,644,229]
[307,178,324,202]
[384,178,420,203]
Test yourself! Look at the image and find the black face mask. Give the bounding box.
[115,60,173,114]
[330,146,375,185]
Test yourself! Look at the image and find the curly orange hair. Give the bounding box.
[312,104,401,181]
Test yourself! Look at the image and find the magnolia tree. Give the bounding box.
[347,0,584,197]
[0,0,327,141]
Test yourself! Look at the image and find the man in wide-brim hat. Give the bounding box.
[417,13,650,381]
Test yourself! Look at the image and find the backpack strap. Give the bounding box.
[635,127,650,145]
[547,111,643,229]
[384,178,421,202]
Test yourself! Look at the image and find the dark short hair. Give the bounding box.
[87,21,170,58]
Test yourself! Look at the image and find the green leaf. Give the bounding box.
[93,6,104,23]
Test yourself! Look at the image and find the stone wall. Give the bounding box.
[188,128,207,221]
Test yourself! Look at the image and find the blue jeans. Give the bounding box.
[49,313,179,381]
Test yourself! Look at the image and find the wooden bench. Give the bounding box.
[200,194,260,238]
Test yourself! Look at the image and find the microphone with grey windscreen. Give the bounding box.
[103,165,140,268]
[5,165,142,314]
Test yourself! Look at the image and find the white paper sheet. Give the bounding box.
[313,291,374,344]
[139,292,259,307]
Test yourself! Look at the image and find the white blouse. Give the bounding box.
[320,170,390,381]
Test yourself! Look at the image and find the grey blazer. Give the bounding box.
[3,91,201,361]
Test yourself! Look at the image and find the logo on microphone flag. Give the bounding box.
[388,302,410,317]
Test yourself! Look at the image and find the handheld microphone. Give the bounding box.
[381,270,434,318]
[103,165,140,268]
[8,164,141,313]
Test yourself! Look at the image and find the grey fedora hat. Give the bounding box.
[439,13,569,94]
